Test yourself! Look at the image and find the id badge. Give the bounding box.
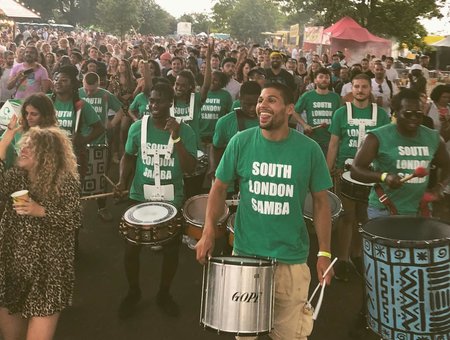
[143,184,174,201]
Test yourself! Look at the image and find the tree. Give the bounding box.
[96,0,140,38]
[212,0,282,42]
[22,0,96,25]
[276,0,446,48]
[178,13,213,34]
[138,0,176,36]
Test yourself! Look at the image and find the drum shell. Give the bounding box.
[360,216,450,338]
[303,190,342,234]
[340,171,372,202]
[184,150,208,198]
[227,213,236,247]
[183,194,228,240]
[201,256,275,335]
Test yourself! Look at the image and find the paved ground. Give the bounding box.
[52,184,381,340]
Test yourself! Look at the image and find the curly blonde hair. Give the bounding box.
[18,127,79,199]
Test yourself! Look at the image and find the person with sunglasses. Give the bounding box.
[351,89,449,219]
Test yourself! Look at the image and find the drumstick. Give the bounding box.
[399,166,428,183]
[102,174,118,188]
[80,191,128,200]
[311,123,328,130]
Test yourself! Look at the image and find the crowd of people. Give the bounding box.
[0,24,449,340]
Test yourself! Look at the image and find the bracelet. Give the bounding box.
[380,172,388,183]
[317,251,332,259]
[172,136,181,144]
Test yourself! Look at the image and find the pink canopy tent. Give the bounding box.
[323,17,392,64]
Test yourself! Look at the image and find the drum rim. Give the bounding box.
[341,171,374,186]
[183,194,229,226]
[124,202,177,225]
[226,213,235,232]
[303,190,343,219]
[360,216,450,246]
[200,322,271,336]
[208,255,274,266]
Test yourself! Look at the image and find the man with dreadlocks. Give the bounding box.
[51,65,104,178]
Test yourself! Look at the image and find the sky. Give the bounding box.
[155,0,450,35]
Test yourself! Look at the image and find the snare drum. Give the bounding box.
[119,202,182,246]
[184,150,208,198]
[340,171,373,202]
[303,190,342,234]
[82,144,108,196]
[360,216,450,339]
[183,194,228,240]
[201,256,275,335]
[227,213,236,247]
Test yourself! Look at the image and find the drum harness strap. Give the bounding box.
[374,184,431,217]
[346,102,378,148]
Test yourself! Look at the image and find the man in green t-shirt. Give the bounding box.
[326,73,390,282]
[116,83,197,320]
[213,81,261,179]
[79,72,124,221]
[51,65,104,180]
[352,89,449,217]
[196,83,334,340]
[293,67,342,155]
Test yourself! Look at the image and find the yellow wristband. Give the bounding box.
[172,136,181,144]
[380,172,388,183]
[317,251,332,259]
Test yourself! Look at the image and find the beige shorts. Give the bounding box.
[236,263,313,340]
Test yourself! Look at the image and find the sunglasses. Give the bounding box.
[401,110,423,119]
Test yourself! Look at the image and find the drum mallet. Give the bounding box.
[103,174,118,188]
[311,123,328,130]
[80,191,129,200]
[399,166,428,183]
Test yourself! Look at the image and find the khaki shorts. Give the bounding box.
[236,263,313,340]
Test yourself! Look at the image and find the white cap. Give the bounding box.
[410,64,422,71]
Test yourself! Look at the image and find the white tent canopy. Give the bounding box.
[432,36,450,47]
[0,0,40,19]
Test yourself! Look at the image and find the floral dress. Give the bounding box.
[0,161,81,317]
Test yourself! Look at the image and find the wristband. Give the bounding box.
[172,136,181,144]
[380,172,388,183]
[317,251,332,259]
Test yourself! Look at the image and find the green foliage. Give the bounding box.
[96,0,140,38]
[139,0,176,36]
[212,0,282,41]
[178,13,213,34]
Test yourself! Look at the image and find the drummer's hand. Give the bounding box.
[303,123,312,135]
[195,229,215,265]
[114,181,127,199]
[13,199,45,217]
[384,173,402,189]
[317,257,333,286]
[165,117,180,140]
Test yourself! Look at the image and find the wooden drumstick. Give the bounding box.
[103,174,118,188]
[80,190,129,200]
[311,123,328,130]
[399,166,428,183]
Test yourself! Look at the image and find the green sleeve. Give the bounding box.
[231,99,240,110]
[129,95,140,113]
[213,115,228,148]
[125,120,141,156]
[294,92,306,114]
[215,134,239,184]
[224,91,233,114]
[107,90,123,112]
[309,142,333,192]
[328,106,344,136]
[180,123,198,158]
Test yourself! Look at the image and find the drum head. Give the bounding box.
[197,150,204,159]
[361,216,450,244]
[209,255,273,266]
[342,171,374,186]
[124,202,177,226]
[303,190,343,219]
[183,194,229,226]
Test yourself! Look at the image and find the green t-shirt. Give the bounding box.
[216,127,332,264]
[130,93,150,119]
[368,124,440,215]
[213,110,259,148]
[294,90,341,145]
[1,131,22,169]
[78,88,122,145]
[329,103,390,169]
[173,92,202,146]
[53,98,100,138]
[125,118,197,208]
[199,89,232,138]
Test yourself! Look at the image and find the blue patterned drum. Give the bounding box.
[360,216,450,340]
[82,144,108,196]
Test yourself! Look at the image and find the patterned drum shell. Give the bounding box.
[360,216,450,340]
[82,144,108,196]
